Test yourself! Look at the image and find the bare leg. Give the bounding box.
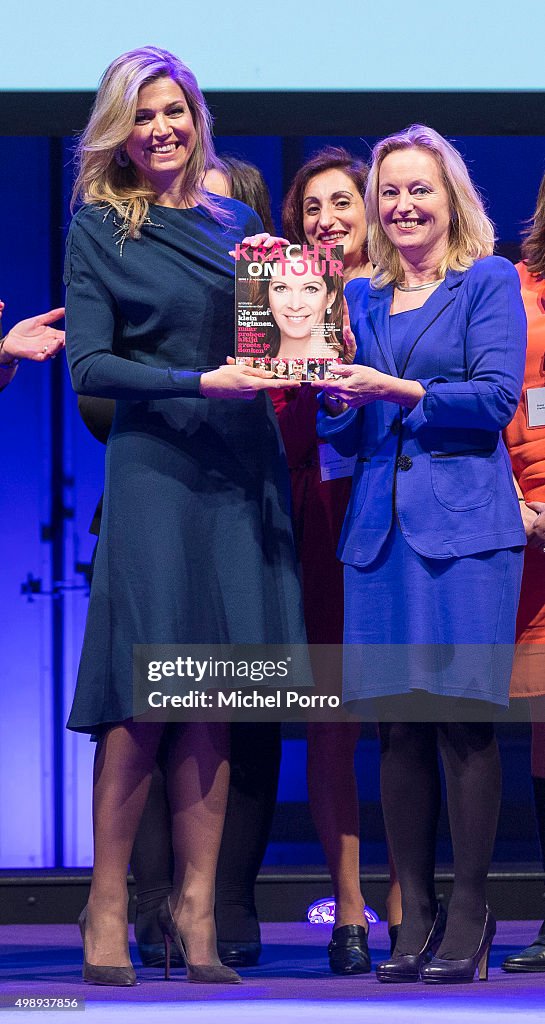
[85,721,164,966]
[167,722,230,966]
[307,722,365,928]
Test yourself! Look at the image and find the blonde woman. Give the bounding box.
[318,125,526,983]
[64,46,304,986]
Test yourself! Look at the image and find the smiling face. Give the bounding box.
[302,169,367,269]
[124,76,197,194]
[268,262,334,345]
[378,148,451,270]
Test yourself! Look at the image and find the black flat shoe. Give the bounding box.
[502,932,545,973]
[327,924,371,975]
[376,903,446,983]
[421,909,496,984]
[217,940,261,967]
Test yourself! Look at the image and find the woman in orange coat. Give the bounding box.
[503,170,545,972]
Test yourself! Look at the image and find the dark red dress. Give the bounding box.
[270,386,351,645]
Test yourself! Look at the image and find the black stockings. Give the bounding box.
[214,723,282,943]
[379,721,500,960]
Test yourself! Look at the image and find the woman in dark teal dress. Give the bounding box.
[64,46,305,986]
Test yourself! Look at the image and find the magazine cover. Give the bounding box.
[234,243,344,381]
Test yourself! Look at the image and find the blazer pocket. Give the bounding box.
[430,450,496,512]
[349,457,371,518]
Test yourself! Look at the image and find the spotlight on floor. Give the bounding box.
[307,898,380,925]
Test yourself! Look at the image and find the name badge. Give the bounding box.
[526,387,545,428]
[318,443,357,482]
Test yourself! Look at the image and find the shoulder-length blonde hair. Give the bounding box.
[521,169,545,280]
[71,46,228,236]
[365,124,495,288]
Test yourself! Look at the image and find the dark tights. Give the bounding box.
[215,723,282,943]
[379,721,500,960]
[131,722,281,948]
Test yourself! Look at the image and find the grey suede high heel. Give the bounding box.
[157,897,242,984]
[78,906,136,987]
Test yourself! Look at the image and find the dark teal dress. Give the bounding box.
[64,200,306,732]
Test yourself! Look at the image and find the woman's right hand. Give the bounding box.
[520,501,539,543]
[200,359,299,400]
[524,501,545,549]
[0,306,65,363]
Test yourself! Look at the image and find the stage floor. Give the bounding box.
[1,921,543,1022]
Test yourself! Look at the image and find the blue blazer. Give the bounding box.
[317,256,527,566]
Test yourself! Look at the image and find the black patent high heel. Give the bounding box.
[376,903,446,983]
[421,908,496,984]
[157,897,242,984]
[78,906,136,987]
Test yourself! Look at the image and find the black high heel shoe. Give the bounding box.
[217,940,262,968]
[421,909,496,984]
[376,903,446,983]
[78,906,137,987]
[134,904,185,968]
[157,897,242,984]
[327,924,371,975]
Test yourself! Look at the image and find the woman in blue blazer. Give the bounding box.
[317,125,527,984]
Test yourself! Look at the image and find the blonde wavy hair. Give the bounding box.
[365,124,495,288]
[71,46,228,236]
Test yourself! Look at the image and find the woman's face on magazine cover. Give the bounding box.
[125,77,197,192]
[268,262,334,342]
[302,168,367,263]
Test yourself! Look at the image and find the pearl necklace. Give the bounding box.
[396,279,444,292]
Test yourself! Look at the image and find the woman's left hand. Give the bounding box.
[525,501,545,549]
[313,363,387,407]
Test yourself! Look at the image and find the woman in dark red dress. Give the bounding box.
[277,148,401,973]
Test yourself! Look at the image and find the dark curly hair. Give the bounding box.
[282,146,369,263]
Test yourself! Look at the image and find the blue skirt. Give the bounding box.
[343,523,524,707]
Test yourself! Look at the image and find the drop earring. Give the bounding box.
[115,148,130,168]
[326,307,332,315]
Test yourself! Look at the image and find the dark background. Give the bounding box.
[1,90,544,869]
